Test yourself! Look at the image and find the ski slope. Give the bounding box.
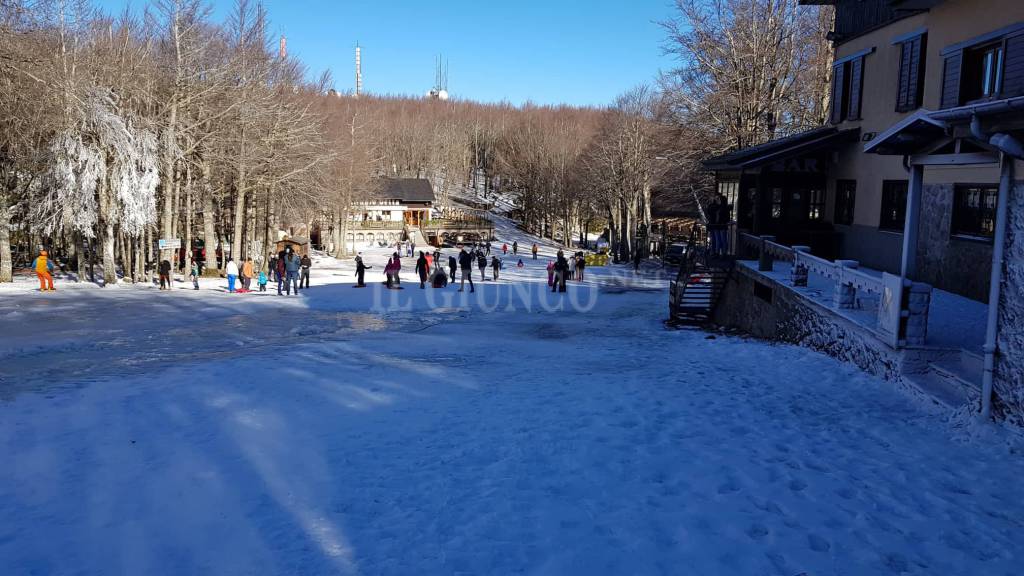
[1,233,1023,575]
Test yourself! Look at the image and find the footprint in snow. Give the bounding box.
[788,478,808,492]
[808,533,831,552]
[746,523,769,540]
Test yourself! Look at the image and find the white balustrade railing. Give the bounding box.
[737,233,929,349]
[741,234,885,301]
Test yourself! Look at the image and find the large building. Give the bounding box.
[701,0,1024,418]
[707,0,1024,301]
[345,178,494,248]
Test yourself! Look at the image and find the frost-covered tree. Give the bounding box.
[35,89,159,284]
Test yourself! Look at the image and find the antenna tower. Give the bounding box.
[355,43,363,98]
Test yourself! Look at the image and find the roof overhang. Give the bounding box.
[704,127,860,172]
[863,110,948,155]
[867,97,1024,157]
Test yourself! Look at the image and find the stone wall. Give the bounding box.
[916,183,994,302]
[713,265,904,383]
[995,183,1024,424]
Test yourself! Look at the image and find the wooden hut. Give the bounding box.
[275,236,310,257]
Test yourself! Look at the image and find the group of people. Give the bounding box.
[265,249,311,295]
[217,248,311,295]
[546,251,587,292]
[376,244,509,292]
[26,237,580,296]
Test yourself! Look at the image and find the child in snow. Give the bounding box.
[190,259,200,290]
[546,260,555,286]
[258,270,268,292]
[491,256,502,281]
[33,250,55,291]
[517,259,524,268]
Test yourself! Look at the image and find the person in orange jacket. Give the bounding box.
[241,258,255,291]
[33,250,56,291]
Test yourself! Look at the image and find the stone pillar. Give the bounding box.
[833,259,860,309]
[791,246,811,287]
[758,235,776,272]
[905,281,932,346]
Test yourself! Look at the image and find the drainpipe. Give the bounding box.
[972,112,1022,419]
[981,154,1012,420]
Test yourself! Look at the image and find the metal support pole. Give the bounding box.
[900,163,924,278]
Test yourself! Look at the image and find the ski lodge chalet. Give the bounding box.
[699,0,1024,417]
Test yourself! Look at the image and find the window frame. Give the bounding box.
[895,33,927,113]
[716,180,739,223]
[951,183,999,242]
[879,180,909,232]
[808,188,826,221]
[962,41,1006,103]
[829,49,872,124]
[833,179,857,226]
[941,23,1024,108]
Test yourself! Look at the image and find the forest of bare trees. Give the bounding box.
[0,0,834,284]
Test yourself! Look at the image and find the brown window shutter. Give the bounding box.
[897,35,926,112]
[830,63,845,124]
[1002,32,1024,97]
[897,41,913,110]
[940,51,962,109]
[848,57,864,119]
[909,35,925,108]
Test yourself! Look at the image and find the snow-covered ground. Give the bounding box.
[2,223,1023,576]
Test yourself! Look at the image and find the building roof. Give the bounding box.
[703,127,861,171]
[377,178,435,203]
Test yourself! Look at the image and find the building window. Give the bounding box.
[771,188,783,219]
[963,42,1004,102]
[808,188,825,221]
[879,180,908,231]
[834,179,856,225]
[952,184,998,239]
[896,34,926,112]
[717,180,738,222]
[830,55,865,124]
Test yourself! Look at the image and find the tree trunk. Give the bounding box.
[160,103,178,265]
[75,232,86,282]
[200,166,219,272]
[183,173,192,284]
[119,231,130,283]
[0,198,11,283]
[231,129,247,265]
[144,226,152,282]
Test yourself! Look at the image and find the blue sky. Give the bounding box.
[95,0,679,106]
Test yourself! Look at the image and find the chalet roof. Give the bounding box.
[378,178,435,203]
[703,127,860,171]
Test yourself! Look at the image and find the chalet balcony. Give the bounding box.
[348,220,405,231]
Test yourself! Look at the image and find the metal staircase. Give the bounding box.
[668,238,734,326]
